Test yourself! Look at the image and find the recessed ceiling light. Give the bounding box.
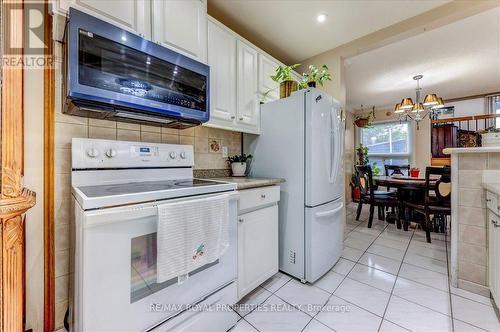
[317,13,327,23]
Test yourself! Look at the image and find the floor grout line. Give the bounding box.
[308,218,392,328]
[237,205,481,332]
[376,226,415,332]
[445,219,456,332]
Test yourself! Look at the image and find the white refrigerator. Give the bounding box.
[245,88,345,283]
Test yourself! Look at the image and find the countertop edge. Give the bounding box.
[482,182,500,195]
[443,147,500,154]
[207,177,285,190]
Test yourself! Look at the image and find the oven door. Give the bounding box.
[72,192,238,332]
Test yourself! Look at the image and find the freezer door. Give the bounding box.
[305,199,344,282]
[305,90,344,207]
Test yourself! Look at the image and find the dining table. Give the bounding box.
[373,175,438,231]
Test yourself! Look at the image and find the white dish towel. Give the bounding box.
[156,194,230,283]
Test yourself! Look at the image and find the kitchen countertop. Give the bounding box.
[443,147,500,154]
[209,177,285,190]
[482,182,500,195]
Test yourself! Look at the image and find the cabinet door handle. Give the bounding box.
[231,116,235,119]
[238,218,244,223]
[493,220,500,227]
[261,194,266,199]
[239,117,244,121]
[486,198,492,202]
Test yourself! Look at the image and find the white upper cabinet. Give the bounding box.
[55,0,151,38]
[206,20,237,125]
[152,0,207,63]
[258,54,280,103]
[236,41,260,134]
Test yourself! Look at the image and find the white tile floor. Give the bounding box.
[231,203,500,332]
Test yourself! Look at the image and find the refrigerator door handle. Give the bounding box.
[329,108,340,183]
[314,203,344,218]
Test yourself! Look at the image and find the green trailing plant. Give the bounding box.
[355,144,369,166]
[227,153,253,163]
[352,144,380,181]
[372,162,381,176]
[270,64,300,83]
[299,64,332,89]
[354,105,376,128]
[479,126,500,134]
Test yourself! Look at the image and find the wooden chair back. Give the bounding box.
[384,164,410,176]
[425,166,451,204]
[355,165,375,200]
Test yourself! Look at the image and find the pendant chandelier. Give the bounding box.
[394,75,445,129]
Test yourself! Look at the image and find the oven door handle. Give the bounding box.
[84,192,239,228]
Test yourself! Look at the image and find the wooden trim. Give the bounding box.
[431,113,500,124]
[43,0,55,331]
[0,2,37,330]
[444,91,500,103]
[431,157,451,167]
[0,190,36,331]
[473,114,500,120]
[1,0,24,199]
[431,116,473,124]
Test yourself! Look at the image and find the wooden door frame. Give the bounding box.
[1,0,37,331]
[43,0,55,331]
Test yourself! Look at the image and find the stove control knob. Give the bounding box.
[180,151,186,159]
[169,151,177,159]
[86,148,99,158]
[105,149,117,158]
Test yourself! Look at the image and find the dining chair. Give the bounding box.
[384,164,410,176]
[403,166,451,243]
[383,164,409,218]
[355,165,400,228]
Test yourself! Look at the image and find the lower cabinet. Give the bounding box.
[237,186,280,299]
[488,209,500,305]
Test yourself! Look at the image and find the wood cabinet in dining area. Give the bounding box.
[431,124,457,158]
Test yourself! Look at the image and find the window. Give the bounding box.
[360,122,411,169]
[491,96,500,128]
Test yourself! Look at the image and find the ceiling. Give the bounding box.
[208,0,450,64]
[345,7,500,111]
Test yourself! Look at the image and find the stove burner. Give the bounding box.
[174,179,220,187]
[105,183,174,194]
[77,179,225,198]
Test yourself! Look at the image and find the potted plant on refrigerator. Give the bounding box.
[299,64,332,89]
[227,154,253,177]
[270,64,300,99]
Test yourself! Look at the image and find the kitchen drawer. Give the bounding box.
[238,186,280,213]
[486,190,499,214]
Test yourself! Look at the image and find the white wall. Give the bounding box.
[446,97,489,131]
[447,98,486,117]
[23,46,45,332]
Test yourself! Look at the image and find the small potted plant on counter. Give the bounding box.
[410,167,420,178]
[299,64,332,89]
[227,153,253,177]
[270,64,300,99]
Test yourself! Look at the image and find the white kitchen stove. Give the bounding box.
[70,138,239,332]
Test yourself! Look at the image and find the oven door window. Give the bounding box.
[131,232,218,303]
[78,29,207,112]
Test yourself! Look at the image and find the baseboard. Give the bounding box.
[457,278,490,297]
